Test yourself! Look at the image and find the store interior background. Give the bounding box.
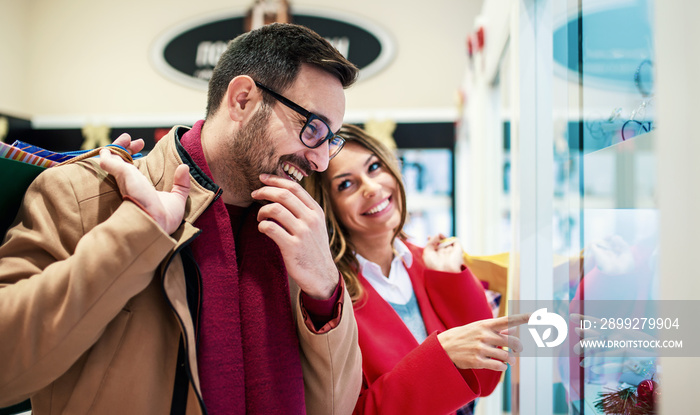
[1,0,698,414]
[1,0,479,248]
[0,0,477,121]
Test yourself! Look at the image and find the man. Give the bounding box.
[0,23,360,414]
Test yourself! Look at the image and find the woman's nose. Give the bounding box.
[361,177,381,197]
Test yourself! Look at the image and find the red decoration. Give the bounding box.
[154,128,171,143]
[636,379,658,408]
[476,26,485,50]
[595,378,659,414]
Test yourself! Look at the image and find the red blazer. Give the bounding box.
[352,242,501,415]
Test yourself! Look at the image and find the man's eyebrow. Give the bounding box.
[302,102,341,133]
[315,112,340,134]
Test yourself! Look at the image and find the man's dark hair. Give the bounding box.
[206,23,359,117]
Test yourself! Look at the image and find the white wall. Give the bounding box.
[0,0,30,117]
[657,1,700,414]
[1,0,482,124]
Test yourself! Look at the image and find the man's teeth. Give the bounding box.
[365,199,390,215]
[283,164,303,182]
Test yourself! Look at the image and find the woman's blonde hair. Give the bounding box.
[304,124,407,303]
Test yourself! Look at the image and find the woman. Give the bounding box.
[305,124,525,415]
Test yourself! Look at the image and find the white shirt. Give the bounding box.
[356,239,414,305]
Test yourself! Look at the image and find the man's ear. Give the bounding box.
[224,76,261,122]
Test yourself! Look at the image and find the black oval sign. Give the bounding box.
[151,7,395,90]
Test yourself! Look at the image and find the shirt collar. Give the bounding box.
[356,238,413,276]
[393,239,413,268]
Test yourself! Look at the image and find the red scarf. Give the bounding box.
[181,121,305,414]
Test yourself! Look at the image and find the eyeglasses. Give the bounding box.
[621,98,654,141]
[254,81,345,159]
[621,120,653,141]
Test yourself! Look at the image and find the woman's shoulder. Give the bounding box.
[402,240,422,254]
[399,239,425,268]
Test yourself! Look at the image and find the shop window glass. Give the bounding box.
[552,0,658,413]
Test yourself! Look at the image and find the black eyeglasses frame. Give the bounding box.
[254,81,345,158]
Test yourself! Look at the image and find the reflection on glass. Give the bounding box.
[552,0,658,413]
[565,210,659,413]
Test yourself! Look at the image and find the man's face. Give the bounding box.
[214,64,346,205]
[257,64,346,177]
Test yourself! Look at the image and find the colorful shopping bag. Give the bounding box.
[463,251,581,318]
[0,141,138,240]
[463,252,510,317]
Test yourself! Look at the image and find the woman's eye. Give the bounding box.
[337,180,352,191]
[368,161,381,173]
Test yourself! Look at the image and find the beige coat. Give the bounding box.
[0,126,361,414]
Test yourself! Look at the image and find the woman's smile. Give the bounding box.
[362,196,392,216]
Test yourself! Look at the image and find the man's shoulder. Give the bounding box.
[33,158,120,204]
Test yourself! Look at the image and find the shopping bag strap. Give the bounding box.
[55,144,133,167]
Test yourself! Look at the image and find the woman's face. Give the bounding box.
[324,142,401,241]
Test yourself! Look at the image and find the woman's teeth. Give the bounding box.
[365,198,390,215]
[283,163,303,182]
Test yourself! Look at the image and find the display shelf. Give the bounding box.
[405,193,451,211]
[582,130,656,210]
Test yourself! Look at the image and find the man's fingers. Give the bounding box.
[170,164,191,200]
[257,174,317,209]
[110,133,145,155]
[99,148,127,175]
[111,133,132,149]
[127,138,145,155]
[252,186,306,218]
[257,203,297,235]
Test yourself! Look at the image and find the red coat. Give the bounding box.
[352,242,501,415]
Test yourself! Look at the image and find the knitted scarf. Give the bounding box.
[181,121,305,414]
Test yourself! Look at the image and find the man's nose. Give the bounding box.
[305,144,330,172]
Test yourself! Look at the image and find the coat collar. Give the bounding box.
[137,125,222,231]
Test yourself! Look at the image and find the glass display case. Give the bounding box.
[465,0,661,413]
[551,1,659,413]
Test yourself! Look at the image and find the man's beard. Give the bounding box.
[213,105,276,204]
[213,105,314,205]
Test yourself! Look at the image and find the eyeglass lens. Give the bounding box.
[302,117,344,158]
